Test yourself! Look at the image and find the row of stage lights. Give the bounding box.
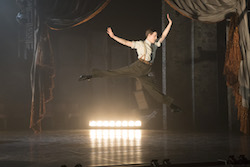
[89,120,142,128]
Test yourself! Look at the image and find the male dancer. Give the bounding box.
[79,14,181,112]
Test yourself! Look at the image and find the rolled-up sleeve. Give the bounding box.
[155,40,161,47]
[131,41,140,49]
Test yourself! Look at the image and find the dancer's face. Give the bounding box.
[147,32,157,43]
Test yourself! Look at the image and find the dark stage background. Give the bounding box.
[0,0,234,132]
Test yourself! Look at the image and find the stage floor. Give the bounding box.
[0,130,249,167]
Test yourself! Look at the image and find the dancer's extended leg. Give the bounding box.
[79,60,151,81]
[93,60,151,78]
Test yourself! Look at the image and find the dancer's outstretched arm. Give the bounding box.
[159,14,172,43]
[107,27,132,47]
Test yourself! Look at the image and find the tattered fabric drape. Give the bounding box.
[38,0,111,30]
[165,0,250,134]
[30,0,111,133]
[30,25,55,133]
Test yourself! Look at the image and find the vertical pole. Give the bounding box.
[162,0,167,130]
[191,20,196,128]
[225,20,233,132]
[227,87,233,131]
[18,26,21,58]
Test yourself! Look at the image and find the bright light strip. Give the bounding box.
[89,120,142,127]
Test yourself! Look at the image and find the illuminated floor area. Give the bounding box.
[0,130,249,167]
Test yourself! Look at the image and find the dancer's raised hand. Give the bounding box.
[107,27,115,38]
[159,14,173,43]
[106,27,132,47]
[166,14,172,23]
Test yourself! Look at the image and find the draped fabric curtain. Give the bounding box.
[43,0,111,30]
[30,0,111,133]
[165,0,250,134]
[30,24,55,133]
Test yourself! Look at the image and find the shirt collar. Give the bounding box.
[145,39,152,45]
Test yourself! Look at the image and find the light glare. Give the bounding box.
[89,120,142,128]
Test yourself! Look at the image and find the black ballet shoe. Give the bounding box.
[78,74,92,81]
[170,103,182,112]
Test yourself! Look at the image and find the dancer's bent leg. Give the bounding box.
[137,75,182,112]
[137,75,174,107]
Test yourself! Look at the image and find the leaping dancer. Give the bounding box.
[79,14,182,113]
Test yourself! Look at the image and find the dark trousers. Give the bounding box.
[92,60,174,106]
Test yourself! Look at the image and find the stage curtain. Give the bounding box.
[30,0,111,133]
[165,0,250,134]
[30,24,55,133]
[38,0,111,30]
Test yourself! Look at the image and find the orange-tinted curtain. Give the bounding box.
[30,0,111,133]
[164,0,250,134]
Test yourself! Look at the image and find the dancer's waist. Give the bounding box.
[139,58,152,65]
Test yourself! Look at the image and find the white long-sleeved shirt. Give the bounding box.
[131,39,161,62]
